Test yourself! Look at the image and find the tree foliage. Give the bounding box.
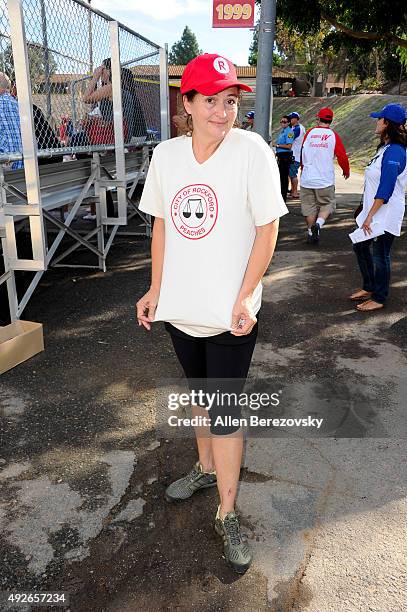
[397,36,407,69]
[0,42,57,89]
[321,29,404,87]
[248,24,282,67]
[248,25,259,66]
[280,21,338,93]
[250,18,337,92]
[251,1,406,90]
[168,26,202,65]
[255,0,407,49]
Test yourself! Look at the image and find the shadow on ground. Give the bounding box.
[1,190,406,611]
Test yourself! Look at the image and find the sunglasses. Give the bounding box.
[280,120,288,124]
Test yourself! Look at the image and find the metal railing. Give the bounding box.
[0,0,169,322]
[0,0,165,156]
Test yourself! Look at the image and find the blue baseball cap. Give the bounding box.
[288,112,300,119]
[370,103,406,125]
[246,111,254,119]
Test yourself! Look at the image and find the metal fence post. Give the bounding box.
[93,152,106,271]
[0,167,18,320]
[0,236,18,320]
[40,0,51,119]
[159,44,170,141]
[254,0,277,142]
[7,0,46,271]
[87,0,94,73]
[109,20,126,225]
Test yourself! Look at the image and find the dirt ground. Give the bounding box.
[1,172,406,611]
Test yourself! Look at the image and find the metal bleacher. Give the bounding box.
[0,0,170,322]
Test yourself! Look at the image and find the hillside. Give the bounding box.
[242,94,406,170]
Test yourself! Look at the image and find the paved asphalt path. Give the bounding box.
[1,169,406,611]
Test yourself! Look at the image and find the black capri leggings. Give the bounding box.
[165,321,258,435]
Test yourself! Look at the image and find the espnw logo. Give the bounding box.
[320,133,331,141]
[213,57,230,74]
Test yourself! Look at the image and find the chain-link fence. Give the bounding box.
[119,26,160,146]
[0,0,161,162]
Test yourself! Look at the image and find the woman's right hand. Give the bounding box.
[136,288,159,331]
[362,213,373,236]
[93,65,105,80]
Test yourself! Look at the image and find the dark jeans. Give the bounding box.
[353,232,395,304]
[276,152,293,202]
[165,321,258,435]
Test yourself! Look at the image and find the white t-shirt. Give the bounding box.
[292,123,305,163]
[138,128,289,337]
[356,144,407,237]
[301,126,349,189]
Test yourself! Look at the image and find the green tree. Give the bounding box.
[322,30,404,90]
[255,0,407,49]
[168,26,202,65]
[0,42,57,90]
[251,1,406,93]
[397,36,407,69]
[248,24,282,67]
[274,20,334,92]
[249,18,336,93]
[248,25,259,66]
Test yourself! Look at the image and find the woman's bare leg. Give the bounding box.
[211,429,243,517]
[192,405,214,472]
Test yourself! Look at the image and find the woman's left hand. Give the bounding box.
[93,65,105,80]
[230,295,257,336]
[362,214,373,236]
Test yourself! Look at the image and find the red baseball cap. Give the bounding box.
[180,53,253,95]
[317,107,334,121]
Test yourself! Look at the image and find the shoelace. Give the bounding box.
[224,515,242,546]
[188,467,200,482]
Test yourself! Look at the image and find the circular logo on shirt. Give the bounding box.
[213,57,230,74]
[171,184,218,240]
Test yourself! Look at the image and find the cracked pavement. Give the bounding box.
[0,171,406,611]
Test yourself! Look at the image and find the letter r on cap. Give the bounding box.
[213,57,230,74]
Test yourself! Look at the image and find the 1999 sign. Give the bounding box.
[215,2,253,20]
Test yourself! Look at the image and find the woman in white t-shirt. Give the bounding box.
[350,103,407,312]
[136,54,288,573]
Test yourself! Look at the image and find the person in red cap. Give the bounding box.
[136,53,288,573]
[300,107,350,244]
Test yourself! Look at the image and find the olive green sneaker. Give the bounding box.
[165,462,217,502]
[215,506,252,574]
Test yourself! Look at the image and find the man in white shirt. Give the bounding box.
[300,107,350,244]
[288,111,305,199]
[244,110,254,131]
